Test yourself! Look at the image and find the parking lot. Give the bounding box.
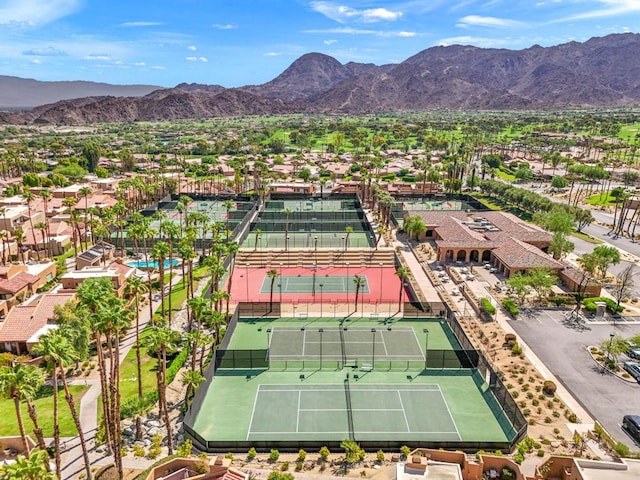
[508,309,640,449]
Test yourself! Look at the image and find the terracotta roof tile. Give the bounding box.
[0,293,75,343]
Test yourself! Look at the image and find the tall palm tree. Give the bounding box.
[34,222,47,259]
[144,326,182,455]
[34,329,93,480]
[395,267,408,312]
[151,240,170,319]
[78,186,93,249]
[353,275,363,311]
[267,269,278,311]
[223,199,233,242]
[0,448,56,480]
[344,225,354,251]
[125,276,149,440]
[13,227,26,263]
[38,189,52,254]
[253,228,262,251]
[22,189,37,252]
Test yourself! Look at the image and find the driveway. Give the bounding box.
[507,309,640,450]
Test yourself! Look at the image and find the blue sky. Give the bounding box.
[1,0,640,87]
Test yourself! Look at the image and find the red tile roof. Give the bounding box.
[0,271,40,294]
[0,293,75,343]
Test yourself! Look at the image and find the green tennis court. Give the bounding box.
[247,231,374,249]
[268,326,424,363]
[247,383,460,441]
[260,275,370,294]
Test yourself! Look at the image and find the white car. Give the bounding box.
[451,288,460,296]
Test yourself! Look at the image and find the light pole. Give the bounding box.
[423,328,430,370]
[607,332,615,370]
[312,263,317,298]
[279,262,283,303]
[319,328,324,369]
[379,262,383,303]
[266,328,272,366]
[245,263,250,301]
[319,283,324,317]
[371,328,377,370]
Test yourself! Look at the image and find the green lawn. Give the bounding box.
[495,168,516,182]
[118,328,159,404]
[586,192,618,207]
[571,231,604,244]
[0,385,89,437]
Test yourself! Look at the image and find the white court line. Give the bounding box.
[246,385,262,441]
[379,331,389,355]
[269,353,424,358]
[436,384,462,441]
[249,430,459,435]
[296,391,301,433]
[410,328,426,361]
[300,408,406,412]
[396,390,411,432]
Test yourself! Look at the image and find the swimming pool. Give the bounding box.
[127,259,179,269]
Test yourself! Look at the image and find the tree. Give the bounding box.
[599,334,628,368]
[0,364,41,456]
[283,208,292,250]
[548,232,574,260]
[533,206,575,234]
[340,439,365,465]
[144,326,182,455]
[0,448,56,480]
[613,264,636,307]
[267,269,279,311]
[526,268,557,304]
[125,276,148,440]
[592,245,621,279]
[395,267,408,311]
[353,275,363,311]
[181,369,205,409]
[82,140,101,173]
[344,225,353,250]
[403,215,426,241]
[506,273,530,306]
[253,228,262,251]
[551,176,568,189]
[34,329,93,480]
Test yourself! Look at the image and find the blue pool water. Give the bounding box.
[127,259,179,269]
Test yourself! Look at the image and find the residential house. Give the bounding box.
[0,292,76,354]
[0,264,46,306]
[60,259,136,297]
[75,241,116,269]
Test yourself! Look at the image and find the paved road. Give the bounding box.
[507,309,640,450]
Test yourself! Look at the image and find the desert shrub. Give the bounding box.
[319,446,330,462]
[176,440,193,457]
[400,445,411,458]
[543,380,557,395]
[511,342,523,356]
[281,462,289,471]
[225,452,234,461]
[583,296,624,314]
[247,447,257,460]
[481,297,496,315]
[376,450,384,463]
[614,442,631,457]
[269,449,280,462]
[298,449,307,461]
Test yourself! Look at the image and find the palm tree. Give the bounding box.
[344,225,354,251]
[78,186,93,249]
[22,189,37,252]
[34,222,47,259]
[223,199,233,242]
[13,227,26,263]
[0,364,45,456]
[144,326,182,455]
[253,228,262,251]
[151,241,171,319]
[267,269,279,311]
[353,275,363,311]
[0,448,56,480]
[0,230,8,265]
[38,189,52,254]
[34,329,93,480]
[395,267,408,312]
[181,369,205,409]
[125,276,148,440]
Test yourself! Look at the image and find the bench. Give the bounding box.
[360,363,373,372]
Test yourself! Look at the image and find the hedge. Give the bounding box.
[583,297,624,314]
[481,297,496,315]
[502,299,519,316]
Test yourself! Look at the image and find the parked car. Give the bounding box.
[489,267,498,274]
[451,288,460,296]
[623,361,640,382]
[626,343,640,360]
[622,415,640,443]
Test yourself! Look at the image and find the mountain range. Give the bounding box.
[2,33,640,124]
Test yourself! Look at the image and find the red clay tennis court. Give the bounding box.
[230,265,405,304]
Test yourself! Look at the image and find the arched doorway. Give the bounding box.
[456,250,466,262]
[481,250,491,262]
[470,250,479,262]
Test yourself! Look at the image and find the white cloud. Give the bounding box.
[120,21,163,27]
[559,0,640,21]
[457,15,526,29]
[212,23,237,29]
[264,52,282,57]
[436,35,515,48]
[187,45,197,51]
[311,1,403,23]
[199,56,208,62]
[323,39,338,45]
[23,46,66,56]
[186,56,208,62]
[31,58,41,64]
[151,65,166,70]
[305,27,416,37]
[0,0,81,26]
[133,62,146,66]
[84,54,112,61]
